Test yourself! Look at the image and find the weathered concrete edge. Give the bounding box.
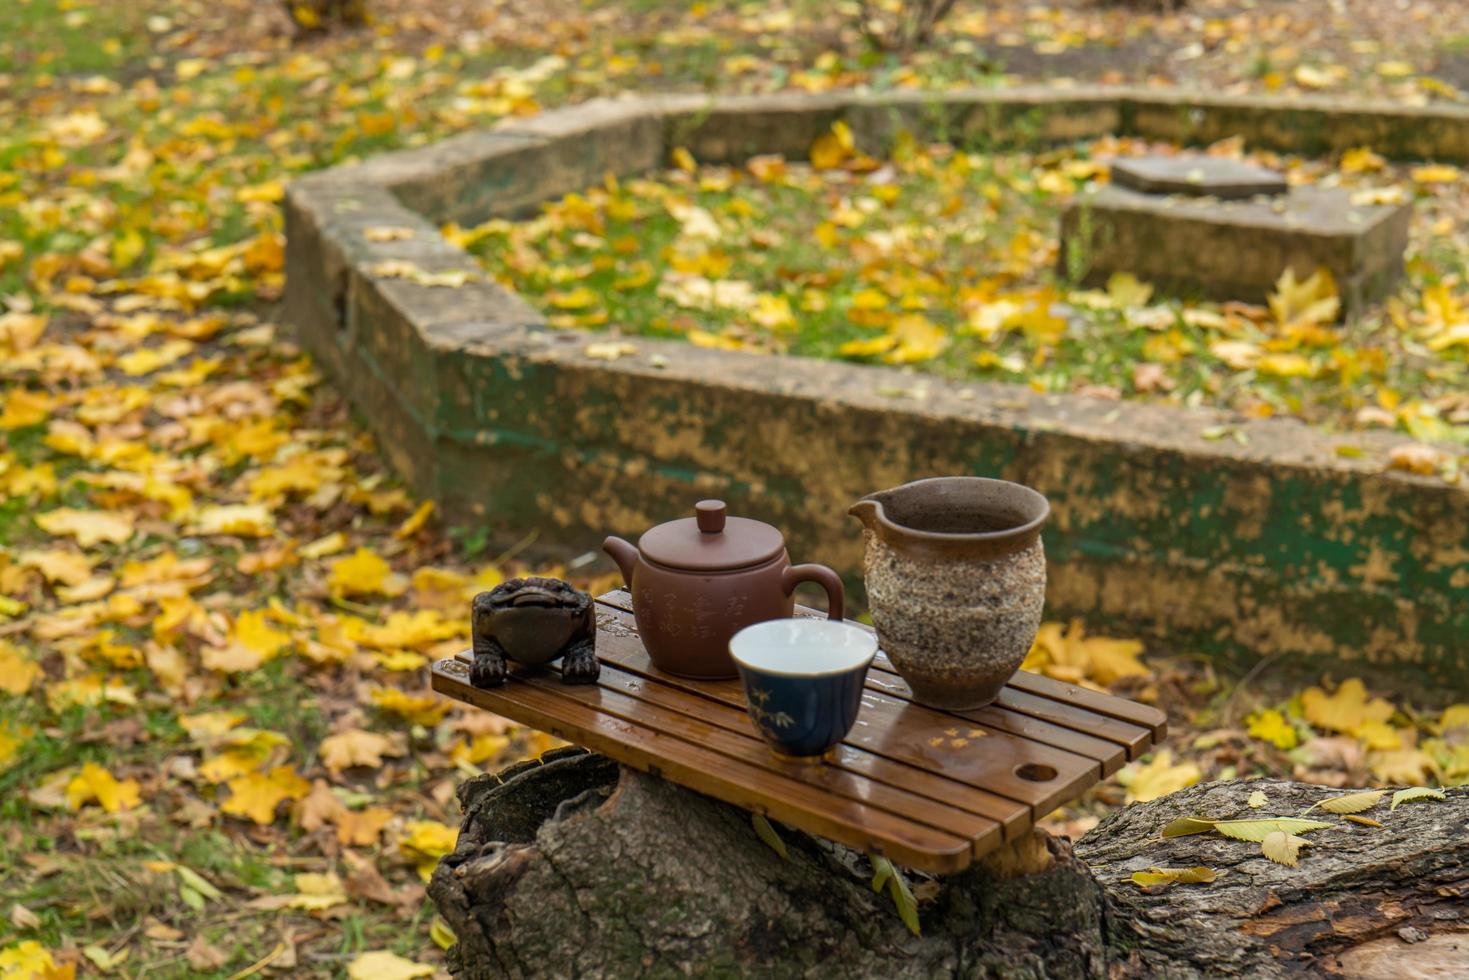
[284,87,1469,685]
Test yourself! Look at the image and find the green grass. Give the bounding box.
[464,146,1467,439]
[0,0,156,79]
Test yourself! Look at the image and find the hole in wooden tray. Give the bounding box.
[1014,763,1058,782]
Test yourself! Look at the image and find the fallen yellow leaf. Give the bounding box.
[1120,750,1200,803]
[1301,678,1394,733]
[346,950,433,980]
[35,509,135,547]
[221,765,311,825]
[65,762,141,813]
[0,643,41,696]
[320,728,404,773]
[330,547,392,598]
[399,819,458,881]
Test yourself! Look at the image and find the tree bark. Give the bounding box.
[428,752,1468,979]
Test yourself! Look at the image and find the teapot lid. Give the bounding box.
[637,500,785,572]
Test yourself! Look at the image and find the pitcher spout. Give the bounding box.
[602,535,639,589]
[847,496,884,531]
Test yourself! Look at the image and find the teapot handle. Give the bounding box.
[781,564,845,621]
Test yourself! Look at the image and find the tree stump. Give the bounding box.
[428,751,1468,979]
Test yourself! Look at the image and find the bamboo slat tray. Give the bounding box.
[431,590,1167,873]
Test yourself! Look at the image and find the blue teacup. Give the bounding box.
[729,619,878,758]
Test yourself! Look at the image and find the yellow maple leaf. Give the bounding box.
[199,730,291,783]
[65,762,141,813]
[810,120,855,170]
[45,674,136,712]
[1106,272,1154,308]
[0,642,41,696]
[1268,267,1339,327]
[222,765,311,825]
[399,820,459,881]
[330,547,392,598]
[1120,750,1201,803]
[751,293,797,332]
[882,314,949,365]
[233,609,291,660]
[18,548,92,588]
[1301,678,1395,734]
[1368,747,1437,784]
[1246,708,1299,750]
[450,733,512,767]
[410,566,472,606]
[34,509,135,547]
[201,642,268,674]
[0,940,76,980]
[371,686,451,726]
[1340,146,1386,174]
[1023,620,1149,687]
[1353,720,1405,751]
[193,504,276,537]
[320,729,404,773]
[248,452,341,500]
[337,806,395,847]
[145,642,190,692]
[116,339,192,376]
[354,609,463,651]
[0,389,55,429]
[1009,295,1069,345]
[180,710,249,742]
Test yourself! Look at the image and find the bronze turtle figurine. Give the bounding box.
[470,577,598,687]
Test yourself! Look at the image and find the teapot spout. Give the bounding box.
[847,496,883,531]
[602,535,639,589]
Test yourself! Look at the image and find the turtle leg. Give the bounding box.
[560,635,599,685]
[470,634,508,688]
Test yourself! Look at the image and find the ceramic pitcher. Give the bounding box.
[849,477,1049,710]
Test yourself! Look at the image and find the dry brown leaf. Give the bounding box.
[185,935,230,971]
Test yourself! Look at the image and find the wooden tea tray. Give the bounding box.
[431,590,1167,873]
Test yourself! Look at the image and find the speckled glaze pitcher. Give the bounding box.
[849,477,1049,710]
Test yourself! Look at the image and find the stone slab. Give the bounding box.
[1110,155,1287,199]
[1059,184,1411,311]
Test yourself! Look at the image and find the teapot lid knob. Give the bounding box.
[695,500,726,534]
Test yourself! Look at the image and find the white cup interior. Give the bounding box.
[729,619,878,676]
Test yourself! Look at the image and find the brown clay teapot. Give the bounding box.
[603,500,844,679]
